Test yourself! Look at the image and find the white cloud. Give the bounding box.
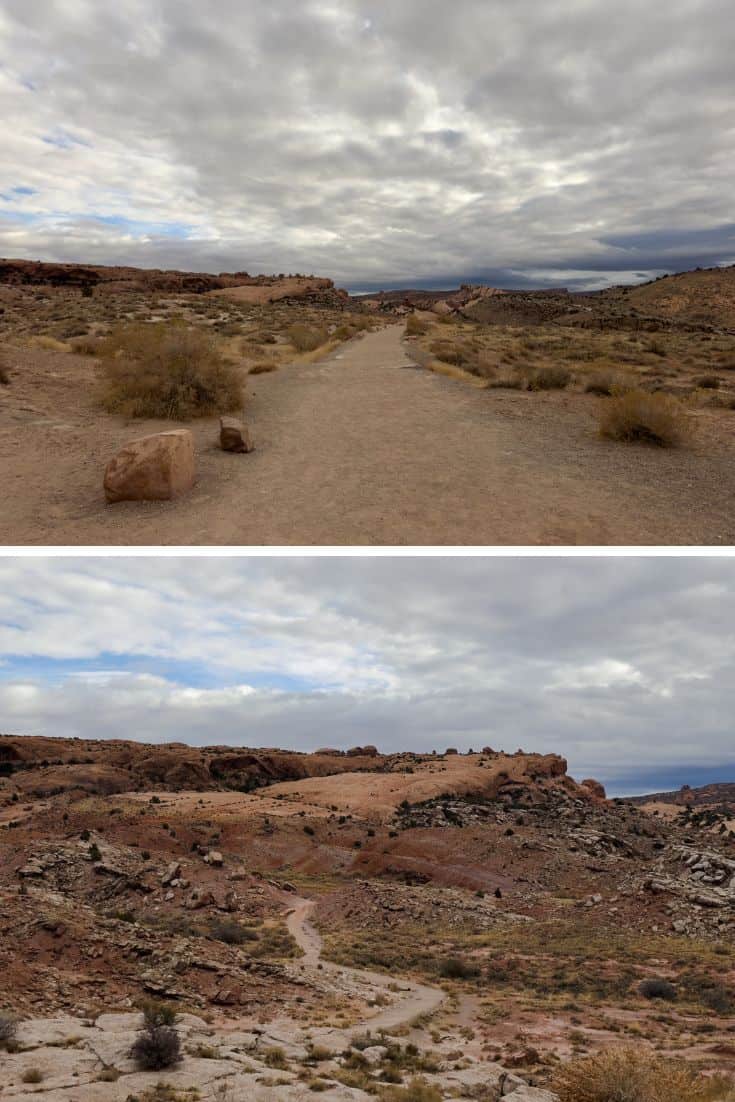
[0,557,734,790]
[1,1,733,287]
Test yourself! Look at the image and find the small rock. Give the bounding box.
[219,416,254,453]
[162,861,182,886]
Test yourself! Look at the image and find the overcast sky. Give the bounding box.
[0,557,733,795]
[1,1,734,290]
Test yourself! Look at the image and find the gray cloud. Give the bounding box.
[0,557,734,793]
[1,1,734,287]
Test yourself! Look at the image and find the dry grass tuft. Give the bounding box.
[406,314,431,337]
[585,371,619,396]
[381,1078,443,1102]
[31,335,70,353]
[598,389,689,446]
[554,1048,734,1102]
[99,324,243,419]
[288,324,329,352]
[70,335,105,356]
[527,365,572,391]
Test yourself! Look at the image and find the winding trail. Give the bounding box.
[6,324,735,544]
[285,896,444,1040]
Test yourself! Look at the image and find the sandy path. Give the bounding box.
[286,896,444,1038]
[3,324,735,544]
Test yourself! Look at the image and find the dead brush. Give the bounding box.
[406,314,431,337]
[584,369,624,396]
[526,365,572,391]
[553,1047,734,1102]
[597,389,689,446]
[99,323,243,419]
[287,323,328,352]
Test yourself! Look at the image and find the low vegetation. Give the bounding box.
[553,1048,734,1102]
[597,389,689,446]
[99,324,243,419]
[288,323,329,352]
[130,1001,182,1071]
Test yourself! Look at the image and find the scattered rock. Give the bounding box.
[219,415,254,453]
[162,861,182,886]
[103,429,195,503]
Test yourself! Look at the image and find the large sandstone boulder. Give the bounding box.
[104,430,195,503]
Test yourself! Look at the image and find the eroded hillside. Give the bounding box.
[1,737,734,1100]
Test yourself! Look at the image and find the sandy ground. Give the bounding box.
[2,325,735,545]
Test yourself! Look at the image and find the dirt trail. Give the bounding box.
[286,896,444,1038]
[3,324,735,544]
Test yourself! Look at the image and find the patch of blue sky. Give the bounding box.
[41,129,92,150]
[82,213,194,238]
[0,209,41,224]
[0,654,312,694]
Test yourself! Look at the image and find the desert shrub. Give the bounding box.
[248,361,278,374]
[209,919,258,945]
[264,1045,288,1068]
[585,371,619,396]
[527,365,571,391]
[96,1067,120,1081]
[22,1068,43,1084]
[139,999,178,1029]
[88,842,102,862]
[288,324,328,352]
[381,1077,443,1102]
[130,1024,181,1071]
[553,1047,731,1102]
[639,978,677,1001]
[701,983,735,1014]
[430,340,471,366]
[99,324,243,419]
[598,389,688,446]
[406,314,430,337]
[437,956,479,980]
[0,1013,18,1047]
[70,335,104,356]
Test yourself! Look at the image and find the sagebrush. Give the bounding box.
[130,999,181,1071]
[598,389,688,446]
[554,1047,733,1102]
[99,324,243,419]
[287,324,328,352]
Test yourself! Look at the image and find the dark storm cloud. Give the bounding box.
[0,558,733,793]
[1,0,733,287]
